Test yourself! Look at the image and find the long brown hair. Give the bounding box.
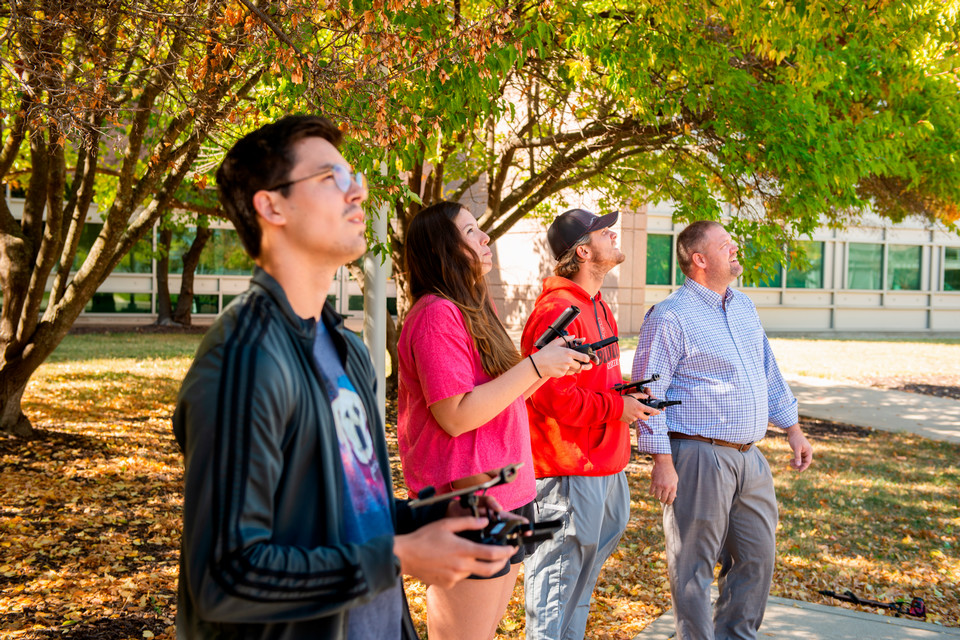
[405,201,521,377]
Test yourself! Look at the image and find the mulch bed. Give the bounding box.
[767,417,873,440]
[889,383,960,401]
[861,374,960,401]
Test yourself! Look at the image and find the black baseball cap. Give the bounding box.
[547,208,620,260]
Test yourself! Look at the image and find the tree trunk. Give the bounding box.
[0,378,32,437]
[154,227,175,326]
[172,226,212,326]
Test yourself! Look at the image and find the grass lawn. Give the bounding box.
[0,333,957,638]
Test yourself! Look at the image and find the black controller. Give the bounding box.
[613,374,659,394]
[410,464,562,548]
[461,512,562,547]
[534,306,581,349]
[614,374,681,409]
[569,336,618,362]
[639,398,682,409]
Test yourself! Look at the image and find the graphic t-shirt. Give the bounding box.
[313,322,401,640]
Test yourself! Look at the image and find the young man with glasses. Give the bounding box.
[173,115,515,640]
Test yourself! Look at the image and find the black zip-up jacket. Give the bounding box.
[173,268,444,639]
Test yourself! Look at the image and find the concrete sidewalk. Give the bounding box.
[786,374,960,443]
[635,590,960,639]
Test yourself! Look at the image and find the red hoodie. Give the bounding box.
[521,276,628,478]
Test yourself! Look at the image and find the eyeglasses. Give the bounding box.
[267,164,366,194]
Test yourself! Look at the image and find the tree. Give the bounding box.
[0,0,522,436]
[155,221,213,327]
[383,0,960,301]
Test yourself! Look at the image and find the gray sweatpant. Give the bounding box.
[523,472,630,640]
[664,438,779,640]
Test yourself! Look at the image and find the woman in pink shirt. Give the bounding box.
[398,201,590,640]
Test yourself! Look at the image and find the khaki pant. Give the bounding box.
[665,439,779,640]
[523,472,630,640]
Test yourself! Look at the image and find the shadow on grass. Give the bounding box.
[12,614,171,640]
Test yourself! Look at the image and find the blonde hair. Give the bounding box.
[554,235,591,279]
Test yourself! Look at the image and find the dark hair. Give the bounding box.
[405,201,520,377]
[215,115,343,258]
[676,220,723,275]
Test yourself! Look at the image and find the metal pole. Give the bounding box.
[363,162,390,425]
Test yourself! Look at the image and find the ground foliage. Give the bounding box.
[0,335,957,638]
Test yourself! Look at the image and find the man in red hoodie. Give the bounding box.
[520,208,659,640]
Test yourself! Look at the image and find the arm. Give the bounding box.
[762,331,800,430]
[632,310,684,503]
[760,333,812,471]
[785,423,813,471]
[427,336,590,438]
[631,310,683,455]
[649,453,679,504]
[523,375,549,400]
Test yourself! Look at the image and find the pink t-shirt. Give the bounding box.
[397,295,536,511]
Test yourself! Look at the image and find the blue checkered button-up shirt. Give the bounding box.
[632,278,799,455]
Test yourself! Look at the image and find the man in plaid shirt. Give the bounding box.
[632,220,813,640]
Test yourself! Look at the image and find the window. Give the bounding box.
[73,223,153,273]
[85,293,152,313]
[847,243,883,290]
[5,183,26,198]
[786,241,824,289]
[945,247,960,291]
[341,296,397,315]
[169,228,253,275]
[168,229,195,274]
[646,234,672,285]
[170,294,219,314]
[199,229,254,275]
[887,245,922,290]
[755,267,783,288]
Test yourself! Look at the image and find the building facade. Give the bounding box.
[487,202,960,334]
[9,190,959,334]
